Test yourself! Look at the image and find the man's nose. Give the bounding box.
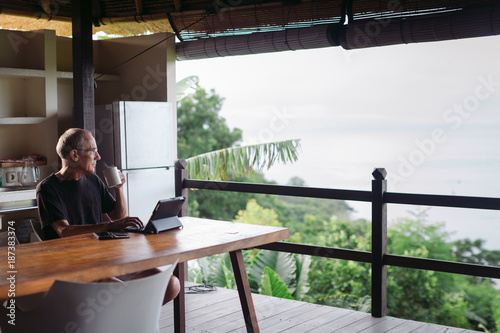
[95,151,101,160]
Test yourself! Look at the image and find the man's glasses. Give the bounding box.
[76,148,98,156]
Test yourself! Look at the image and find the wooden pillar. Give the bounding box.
[72,0,95,135]
[371,167,387,317]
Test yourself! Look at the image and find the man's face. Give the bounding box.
[76,133,101,173]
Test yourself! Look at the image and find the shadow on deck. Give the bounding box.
[159,284,482,333]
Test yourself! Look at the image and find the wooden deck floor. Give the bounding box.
[159,285,482,333]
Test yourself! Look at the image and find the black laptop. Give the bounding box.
[125,196,185,234]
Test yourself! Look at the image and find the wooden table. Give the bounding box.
[0,217,288,333]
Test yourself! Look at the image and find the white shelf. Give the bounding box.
[0,67,120,81]
[57,71,120,81]
[0,188,36,202]
[0,67,45,78]
[0,188,37,214]
[0,117,46,125]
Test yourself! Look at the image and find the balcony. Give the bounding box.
[173,163,500,332]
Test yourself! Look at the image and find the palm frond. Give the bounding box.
[185,139,301,180]
[176,75,199,100]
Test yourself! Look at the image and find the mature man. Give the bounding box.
[36,128,179,304]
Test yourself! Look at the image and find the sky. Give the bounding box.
[176,35,500,250]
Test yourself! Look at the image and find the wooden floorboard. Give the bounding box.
[159,285,483,333]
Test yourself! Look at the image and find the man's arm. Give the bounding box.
[52,217,143,238]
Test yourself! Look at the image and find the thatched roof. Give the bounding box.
[0,13,173,37]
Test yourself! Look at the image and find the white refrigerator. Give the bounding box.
[95,101,176,222]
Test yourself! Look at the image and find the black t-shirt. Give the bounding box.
[36,173,116,240]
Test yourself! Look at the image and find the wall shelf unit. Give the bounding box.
[0,29,175,228]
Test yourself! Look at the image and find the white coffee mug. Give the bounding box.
[103,166,122,188]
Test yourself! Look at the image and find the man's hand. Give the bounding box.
[114,170,127,190]
[109,216,144,231]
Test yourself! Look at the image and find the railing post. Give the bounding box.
[372,168,387,317]
[174,159,189,333]
[175,159,189,217]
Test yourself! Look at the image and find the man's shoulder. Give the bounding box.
[37,173,58,189]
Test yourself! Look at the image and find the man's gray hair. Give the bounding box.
[56,128,91,160]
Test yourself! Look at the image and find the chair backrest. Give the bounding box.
[30,219,44,242]
[10,261,177,333]
[0,231,19,247]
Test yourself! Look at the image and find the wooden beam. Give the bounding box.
[72,0,95,135]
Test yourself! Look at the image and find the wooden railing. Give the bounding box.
[175,162,500,318]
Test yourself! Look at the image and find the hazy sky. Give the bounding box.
[176,35,500,249]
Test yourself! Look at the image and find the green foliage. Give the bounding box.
[177,86,242,159]
[388,210,452,261]
[187,171,276,222]
[462,283,499,331]
[208,253,235,289]
[494,294,500,333]
[275,197,354,234]
[234,199,282,227]
[249,250,295,293]
[178,84,301,181]
[293,254,311,300]
[386,247,446,323]
[451,238,500,285]
[185,139,301,180]
[176,75,199,100]
[189,249,309,301]
[259,267,294,299]
[306,216,371,302]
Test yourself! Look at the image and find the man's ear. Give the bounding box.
[72,150,78,161]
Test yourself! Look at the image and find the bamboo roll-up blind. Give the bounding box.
[176,23,338,60]
[170,0,499,42]
[170,1,342,41]
[176,2,499,59]
[340,4,500,49]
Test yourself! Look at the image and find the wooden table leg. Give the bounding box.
[230,250,260,333]
[174,261,186,333]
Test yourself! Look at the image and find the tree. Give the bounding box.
[177,86,242,159]
[177,85,301,221]
[451,238,500,285]
[305,215,372,304]
[177,85,243,219]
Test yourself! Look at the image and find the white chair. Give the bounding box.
[0,261,177,333]
[29,220,44,242]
